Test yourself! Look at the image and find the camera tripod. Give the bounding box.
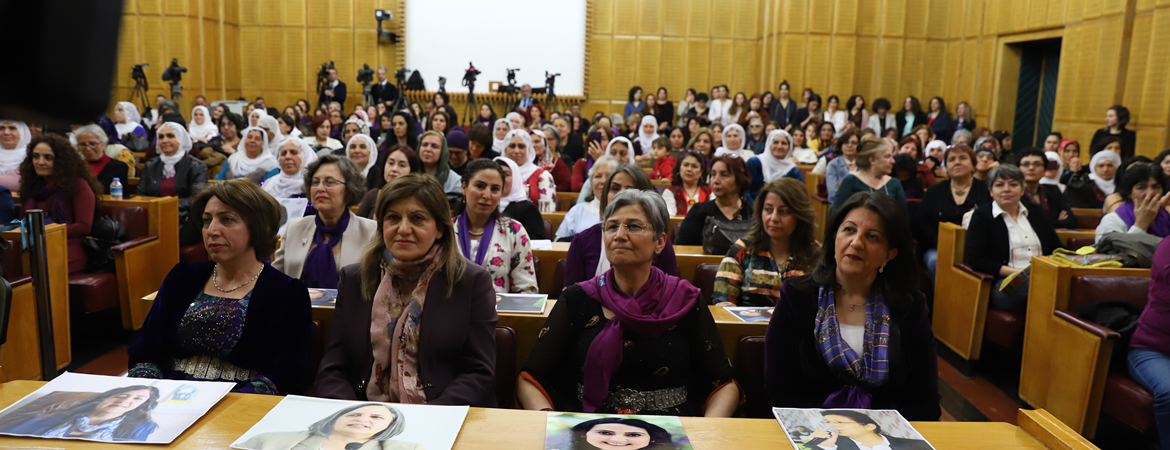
[129,75,150,114]
[169,81,187,120]
[361,80,373,109]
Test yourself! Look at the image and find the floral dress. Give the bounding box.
[453,216,538,294]
[525,170,559,205]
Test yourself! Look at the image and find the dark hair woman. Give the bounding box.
[894,96,925,139]
[663,151,710,216]
[714,178,819,306]
[1090,105,1137,160]
[795,93,822,132]
[926,96,952,143]
[0,385,161,441]
[675,154,753,245]
[1095,162,1170,243]
[452,158,538,293]
[765,192,940,421]
[807,410,932,449]
[315,174,498,406]
[915,144,989,281]
[519,188,740,416]
[356,145,421,219]
[20,134,101,273]
[129,180,312,394]
[240,403,420,449]
[770,81,798,132]
[868,97,896,137]
[624,86,645,119]
[477,103,498,128]
[567,417,676,450]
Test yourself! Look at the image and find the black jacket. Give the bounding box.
[915,179,992,251]
[137,155,209,223]
[965,199,1063,276]
[93,158,130,195]
[1090,127,1137,160]
[895,111,926,139]
[370,80,398,105]
[1026,184,1078,229]
[770,99,798,130]
[318,80,348,109]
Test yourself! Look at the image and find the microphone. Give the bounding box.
[345,443,363,450]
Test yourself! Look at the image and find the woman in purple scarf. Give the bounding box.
[764,192,941,421]
[517,189,741,416]
[1095,163,1170,244]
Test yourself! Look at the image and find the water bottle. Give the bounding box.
[111,177,123,201]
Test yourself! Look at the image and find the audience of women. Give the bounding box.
[663,151,710,216]
[557,156,619,241]
[1065,150,1120,209]
[1128,237,1170,450]
[965,165,1062,312]
[0,120,30,190]
[824,128,863,204]
[1091,105,1137,160]
[307,115,343,153]
[747,129,805,202]
[501,129,556,206]
[713,178,819,306]
[916,144,989,279]
[765,192,939,420]
[20,135,99,273]
[1017,148,1077,229]
[895,96,925,139]
[188,106,219,143]
[274,155,376,290]
[493,156,547,240]
[357,145,420,219]
[75,125,130,194]
[833,136,908,219]
[532,128,571,192]
[564,165,679,286]
[114,102,147,139]
[714,124,753,160]
[676,155,753,246]
[315,174,498,406]
[452,159,538,294]
[129,181,311,395]
[518,189,740,416]
[418,130,462,195]
[345,134,379,190]
[138,122,210,247]
[261,138,319,201]
[216,127,279,182]
[1095,163,1170,243]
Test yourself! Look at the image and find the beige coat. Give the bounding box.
[240,431,425,450]
[273,210,378,282]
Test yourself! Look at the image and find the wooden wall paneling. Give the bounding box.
[834,0,858,34]
[1047,0,1068,25]
[222,24,241,99]
[783,0,808,33]
[853,36,878,102]
[922,40,948,100]
[116,16,141,92]
[283,0,305,26]
[828,36,855,97]
[612,38,637,99]
[993,0,1013,35]
[1051,25,1079,123]
[202,0,220,21]
[164,17,193,94]
[976,37,996,117]
[329,29,355,91]
[736,0,759,40]
[882,0,907,37]
[140,17,165,78]
[1029,0,1050,30]
[614,0,638,35]
[186,17,204,95]
[353,0,376,30]
[223,0,238,24]
[306,0,329,28]
[710,0,734,39]
[286,29,307,102]
[901,39,926,98]
[877,39,904,101]
[1066,0,1086,22]
[261,28,286,95]
[780,34,806,92]
[688,0,711,37]
[1122,14,1152,119]
[1092,17,1124,115]
[709,41,735,92]
[809,0,833,34]
[947,0,966,39]
[637,38,663,89]
[164,0,187,16]
[732,41,759,93]
[1010,0,1031,32]
[239,27,262,93]
[944,41,963,102]
[686,39,711,93]
[238,0,259,25]
[663,0,686,36]
[661,38,687,96]
[589,36,614,104]
[141,0,161,16]
[202,20,222,94]
[1136,0,1154,10]
[966,0,985,38]
[259,0,282,26]
[905,0,928,39]
[1139,9,1170,127]
[927,0,950,37]
[641,0,663,35]
[805,35,832,95]
[593,0,614,35]
[1135,128,1167,157]
[330,0,353,28]
[957,38,977,107]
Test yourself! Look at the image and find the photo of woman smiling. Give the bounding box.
[0,385,161,442]
[239,402,424,450]
[568,417,677,450]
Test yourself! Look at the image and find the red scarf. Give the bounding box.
[87,155,111,176]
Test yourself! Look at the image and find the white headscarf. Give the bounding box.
[257,115,285,156]
[505,112,525,130]
[1040,150,1064,190]
[262,137,319,199]
[1088,150,1121,196]
[714,123,746,158]
[157,122,192,179]
[925,140,947,161]
[758,129,797,182]
[115,102,143,138]
[355,110,372,127]
[494,156,528,211]
[228,127,279,177]
[345,134,379,178]
[604,137,636,165]
[491,118,513,154]
[188,106,219,140]
[0,120,31,174]
[249,109,268,127]
[343,117,370,141]
[634,115,660,153]
[503,128,538,184]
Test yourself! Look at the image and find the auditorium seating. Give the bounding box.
[1019,256,1151,438]
[1073,208,1103,230]
[494,327,517,408]
[932,222,1015,361]
[90,196,179,330]
[736,336,769,418]
[542,219,552,241]
[0,224,72,380]
[694,263,719,304]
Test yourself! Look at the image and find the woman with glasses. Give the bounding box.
[75,125,131,194]
[518,188,741,416]
[1017,148,1078,229]
[273,155,376,289]
[972,136,1001,180]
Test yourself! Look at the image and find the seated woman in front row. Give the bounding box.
[451,159,538,294]
[563,164,680,287]
[517,189,742,416]
[713,178,819,306]
[315,174,498,406]
[965,165,1062,313]
[765,192,940,421]
[129,180,312,395]
[215,127,279,182]
[273,154,377,289]
[1095,162,1170,243]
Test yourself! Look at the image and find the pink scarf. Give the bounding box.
[367,246,443,403]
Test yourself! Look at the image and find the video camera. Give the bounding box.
[131,63,149,88]
[161,58,186,83]
[438,77,447,93]
[316,61,335,92]
[462,62,481,86]
[356,64,375,84]
[506,68,520,86]
[395,67,409,84]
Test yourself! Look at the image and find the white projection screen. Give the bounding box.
[404,0,586,96]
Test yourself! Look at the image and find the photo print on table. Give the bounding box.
[231,395,469,450]
[723,306,774,322]
[0,372,234,444]
[772,408,935,450]
[544,412,692,450]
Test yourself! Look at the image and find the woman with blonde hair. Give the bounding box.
[832,136,909,220]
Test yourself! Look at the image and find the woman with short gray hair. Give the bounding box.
[965,163,1062,312]
[517,188,742,417]
[239,402,423,449]
[74,124,131,194]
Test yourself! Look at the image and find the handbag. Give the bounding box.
[121,132,149,152]
[83,216,127,273]
[701,215,751,256]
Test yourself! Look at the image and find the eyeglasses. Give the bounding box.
[1020,161,1046,168]
[76,141,103,149]
[310,178,346,188]
[603,223,648,236]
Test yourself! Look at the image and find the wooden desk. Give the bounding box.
[0,223,71,378]
[0,381,1099,449]
[541,212,687,241]
[530,242,722,297]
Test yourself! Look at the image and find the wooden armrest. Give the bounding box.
[111,235,159,252]
[1054,310,1120,340]
[954,263,994,281]
[9,276,31,288]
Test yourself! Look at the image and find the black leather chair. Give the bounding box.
[495,327,517,408]
[736,336,769,418]
[693,263,719,304]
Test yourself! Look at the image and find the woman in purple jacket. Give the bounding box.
[1129,237,1170,450]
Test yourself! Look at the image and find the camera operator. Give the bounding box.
[318,68,348,110]
[371,66,398,106]
[512,84,539,111]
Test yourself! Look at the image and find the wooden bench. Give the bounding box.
[0,224,71,379]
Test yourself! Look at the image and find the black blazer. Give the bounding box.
[914,179,991,251]
[370,81,398,105]
[137,155,209,224]
[315,262,499,406]
[965,199,1063,276]
[1030,184,1078,229]
[894,111,925,139]
[765,276,941,421]
[770,99,798,130]
[319,81,348,109]
[93,158,129,195]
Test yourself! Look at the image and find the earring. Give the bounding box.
[879,265,885,273]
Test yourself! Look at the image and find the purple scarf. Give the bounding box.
[814,284,892,409]
[29,181,74,226]
[1116,202,1170,238]
[303,211,351,289]
[576,267,699,412]
[456,212,496,266]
